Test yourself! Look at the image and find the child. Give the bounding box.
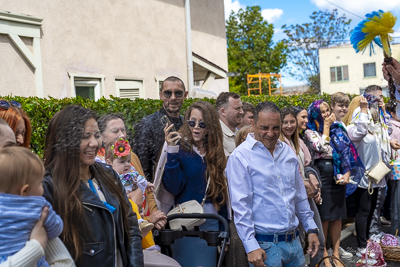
[105,139,155,238]
[0,147,68,266]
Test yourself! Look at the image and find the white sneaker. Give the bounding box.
[339,247,353,259]
[356,247,366,258]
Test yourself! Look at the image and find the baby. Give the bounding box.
[0,147,64,266]
[105,139,155,237]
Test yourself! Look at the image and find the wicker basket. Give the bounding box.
[381,245,400,261]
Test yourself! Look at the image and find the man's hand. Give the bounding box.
[30,207,49,249]
[247,248,267,267]
[390,139,400,150]
[307,233,320,258]
[146,210,167,230]
[383,59,400,85]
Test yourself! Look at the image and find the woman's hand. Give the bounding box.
[390,139,400,150]
[324,114,336,127]
[313,189,322,205]
[30,207,49,249]
[308,174,319,192]
[341,171,350,185]
[164,124,181,146]
[360,96,368,113]
[303,181,314,198]
[146,183,155,192]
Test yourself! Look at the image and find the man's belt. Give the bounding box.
[255,230,299,242]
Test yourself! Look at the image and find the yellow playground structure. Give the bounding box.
[247,72,282,96]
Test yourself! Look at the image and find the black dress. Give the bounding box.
[316,159,347,221]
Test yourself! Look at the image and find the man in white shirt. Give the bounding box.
[226,101,319,267]
[215,92,244,157]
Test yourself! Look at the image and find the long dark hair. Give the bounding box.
[178,101,228,210]
[280,107,300,154]
[43,105,131,260]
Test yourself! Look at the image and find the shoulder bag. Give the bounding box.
[167,178,210,231]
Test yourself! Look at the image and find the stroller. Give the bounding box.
[153,213,230,267]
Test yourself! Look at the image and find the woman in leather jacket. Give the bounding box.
[42,105,143,267]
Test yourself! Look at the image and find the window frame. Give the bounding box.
[68,73,105,100]
[363,62,376,78]
[330,65,349,83]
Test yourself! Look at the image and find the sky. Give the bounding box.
[224,0,400,86]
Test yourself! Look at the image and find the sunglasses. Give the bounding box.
[187,120,206,129]
[163,90,184,98]
[0,100,22,110]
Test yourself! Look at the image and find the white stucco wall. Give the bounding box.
[190,0,229,96]
[320,44,400,95]
[0,0,228,99]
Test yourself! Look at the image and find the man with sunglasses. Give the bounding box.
[133,76,188,182]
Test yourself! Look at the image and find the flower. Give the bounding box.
[113,139,131,157]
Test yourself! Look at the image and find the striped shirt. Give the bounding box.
[0,194,63,263]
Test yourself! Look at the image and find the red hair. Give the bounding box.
[0,101,32,148]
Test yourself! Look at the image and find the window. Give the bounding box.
[115,80,143,100]
[363,63,376,77]
[330,66,349,82]
[68,73,104,100]
[75,80,100,100]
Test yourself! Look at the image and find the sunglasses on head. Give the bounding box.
[0,100,22,110]
[187,120,206,129]
[163,90,184,98]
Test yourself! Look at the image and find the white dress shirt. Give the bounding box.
[226,133,317,253]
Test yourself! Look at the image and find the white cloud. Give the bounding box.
[311,0,400,19]
[261,8,284,23]
[224,0,283,23]
[224,0,245,20]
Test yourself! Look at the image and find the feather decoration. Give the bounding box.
[350,10,396,57]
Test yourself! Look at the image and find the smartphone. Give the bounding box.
[160,115,180,144]
[160,115,177,132]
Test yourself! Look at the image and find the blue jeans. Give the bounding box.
[250,237,305,267]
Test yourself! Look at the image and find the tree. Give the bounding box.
[226,6,287,95]
[282,9,351,93]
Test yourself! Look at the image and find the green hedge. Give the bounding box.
[2,93,359,157]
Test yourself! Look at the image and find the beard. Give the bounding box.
[165,102,181,115]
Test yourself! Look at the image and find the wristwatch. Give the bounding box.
[307,228,319,236]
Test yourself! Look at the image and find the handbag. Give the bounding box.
[167,178,210,231]
[366,158,390,195]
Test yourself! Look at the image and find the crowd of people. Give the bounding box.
[1,59,400,267]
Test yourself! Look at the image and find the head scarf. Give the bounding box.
[306,100,325,134]
[364,93,380,110]
[330,123,365,196]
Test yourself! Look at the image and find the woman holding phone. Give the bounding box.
[156,100,230,267]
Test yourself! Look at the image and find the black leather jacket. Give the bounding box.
[43,163,144,267]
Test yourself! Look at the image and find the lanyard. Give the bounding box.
[88,179,116,213]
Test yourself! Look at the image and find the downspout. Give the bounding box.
[185,0,194,98]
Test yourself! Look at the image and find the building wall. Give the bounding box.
[320,44,400,95]
[190,0,229,96]
[0,0,228,99]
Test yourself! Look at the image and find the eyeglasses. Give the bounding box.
[187,120,206,129]
[0,100,22,110]
[163,90,184,99]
